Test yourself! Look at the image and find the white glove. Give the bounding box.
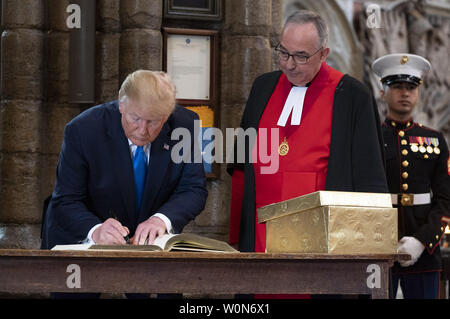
[397,236,425,267]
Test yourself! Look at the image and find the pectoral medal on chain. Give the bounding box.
[278,137,289,156]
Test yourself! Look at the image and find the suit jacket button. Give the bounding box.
[402,184,408,191]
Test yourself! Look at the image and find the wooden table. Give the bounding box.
[0,249,408,299]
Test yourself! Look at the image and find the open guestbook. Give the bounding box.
[51,233,237,253]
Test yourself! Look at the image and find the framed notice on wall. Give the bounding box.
[163,28,218,105]
[163,28,220,179]
[166,34,211,100]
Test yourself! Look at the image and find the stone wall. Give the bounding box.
[0,0,46,248]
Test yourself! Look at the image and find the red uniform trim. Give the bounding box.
[447,157,450,176]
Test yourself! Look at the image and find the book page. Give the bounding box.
[51,244,93,250]
[89,245,162,251]
[165,233,237,252]
[153,233,177,249]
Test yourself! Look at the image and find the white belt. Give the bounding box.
[391,193,431,206]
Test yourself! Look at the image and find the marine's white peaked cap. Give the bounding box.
[372,53,431,86]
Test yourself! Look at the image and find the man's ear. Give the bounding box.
[380,90,386,101]
[320,47,330,62]
[118,101,125,114]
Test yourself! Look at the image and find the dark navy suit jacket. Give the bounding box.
[41,101,207,249]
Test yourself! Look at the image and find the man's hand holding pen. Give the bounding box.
[91,218,130,245]
[91,216,167,245]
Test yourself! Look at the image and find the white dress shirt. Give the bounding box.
[83,139,173,244]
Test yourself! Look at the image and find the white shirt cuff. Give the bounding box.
[153,213,174,234]
[82,223,102,244]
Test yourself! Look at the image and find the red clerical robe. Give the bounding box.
[253,63,344,252]
[230,63,344,298]
[229,65,388,252]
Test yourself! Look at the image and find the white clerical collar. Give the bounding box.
[277,85,308,127]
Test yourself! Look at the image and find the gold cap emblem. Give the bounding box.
[400,56,409,64]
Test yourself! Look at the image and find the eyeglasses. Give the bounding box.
[275,44,323,64]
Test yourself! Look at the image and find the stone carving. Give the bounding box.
[356,0,450,143]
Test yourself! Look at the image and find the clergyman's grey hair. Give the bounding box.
[283,10,329,48]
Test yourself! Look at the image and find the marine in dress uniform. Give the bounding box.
[373,53,450,299]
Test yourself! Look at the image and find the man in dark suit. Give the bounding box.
[41,70,207,250]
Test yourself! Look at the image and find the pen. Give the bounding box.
[109,210,130,244]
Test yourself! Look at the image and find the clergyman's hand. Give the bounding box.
[92,218,129,245]
[131,216,167,245]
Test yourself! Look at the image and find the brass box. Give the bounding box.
[258,191,398,254]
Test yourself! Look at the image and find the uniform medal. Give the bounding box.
[409,137,419,152]
[425,137,433,154]
[417,137,426,153]
[431,137,440,154]
[279,137,289,156]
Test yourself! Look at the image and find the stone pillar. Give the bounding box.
[271,1,283,70]
[221,0,272,129]
[43,0,83,214]
[96,0,121,103]
[198,0,273,242]
[0,0,45,248]
[119,0,163,83]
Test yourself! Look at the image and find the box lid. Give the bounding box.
[257,191,393,223]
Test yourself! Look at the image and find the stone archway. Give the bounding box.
[282,0,364,80]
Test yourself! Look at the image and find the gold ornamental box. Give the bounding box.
[257,191,398,254]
